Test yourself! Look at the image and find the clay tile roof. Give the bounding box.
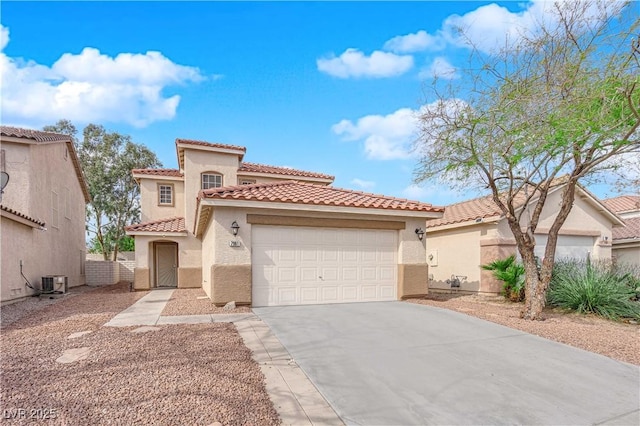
[200,181,443,213]
[176,138,246,153]
[426,194,504,228]
[132,168,183,178]
[603,195,640,213]
[0,126,72,142]
[0,205,46,227]
[125,217,186,233]
[613,217,640,241]
[238,162,334,180]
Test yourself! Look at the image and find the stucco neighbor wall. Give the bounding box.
[613,245,640,266]
[1,141,87,304]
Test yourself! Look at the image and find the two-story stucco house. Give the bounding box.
[425,183,624,294]
[1,126,90,303]
[126,138,444,307]
[603,195,640,266]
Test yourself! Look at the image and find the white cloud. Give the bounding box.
[420,57,459,80]
[0,25,204,128]
[317,48,413,79]
[351,178,376,190]
[441,0,625,54]
[332,107,418,160]
[383,30,445,53]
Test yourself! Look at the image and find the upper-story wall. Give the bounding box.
[139,177,185,223]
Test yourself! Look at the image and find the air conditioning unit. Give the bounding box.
[42,275,68,294]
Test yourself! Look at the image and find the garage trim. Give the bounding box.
[247,214,405,230]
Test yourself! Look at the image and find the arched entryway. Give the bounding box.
[154,241,178,288]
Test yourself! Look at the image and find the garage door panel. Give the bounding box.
[300,267,318,282]
[343,267,358,281]
[252,226,397,307]
[342,286,358,301]
[321,287,339,302]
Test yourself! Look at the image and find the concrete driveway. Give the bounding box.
[254,302,640,425]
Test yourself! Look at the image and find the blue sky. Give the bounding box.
[0,1,631,206]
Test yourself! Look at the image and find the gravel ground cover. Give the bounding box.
[408,294,640,365]
[1,283,280,425]
[162,288,251,316]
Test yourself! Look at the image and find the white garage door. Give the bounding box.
[252,225,397,307]
[535,235,595,261]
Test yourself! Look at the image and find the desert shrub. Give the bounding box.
[548,259,640,320]
[482,255,525,302]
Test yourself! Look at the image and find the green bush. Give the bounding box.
[482,255,525,302]
[548,259,640,320]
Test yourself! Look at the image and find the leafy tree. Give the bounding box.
[415,1,639,320]
[44,120,160,260]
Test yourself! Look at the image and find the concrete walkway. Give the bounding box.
[103,290,341,426]
[104,289,256,326]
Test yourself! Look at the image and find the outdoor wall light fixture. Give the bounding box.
[231,221,240,236]
[415,228,425,241]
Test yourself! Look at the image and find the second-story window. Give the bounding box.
[158,184,174,206]
[202,173,223,190]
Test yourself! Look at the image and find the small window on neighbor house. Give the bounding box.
[239,179,256,185]
[65,187,71,219]
[202,173,223,190]
[158,184,174,206]
[51,190,59,229]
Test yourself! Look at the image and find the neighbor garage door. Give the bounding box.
[252,225,397,307]
[535,234,595,261]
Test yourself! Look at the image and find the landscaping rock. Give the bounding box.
[130,326,161,333]
[223,301,236,311]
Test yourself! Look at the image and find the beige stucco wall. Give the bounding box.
[1,141,86,303]
[237,174,331,186]
[426,224,497,293]
[613,245,640,266]
[183,150,240,231]
[139,178,185,223]
[131,233,201,289]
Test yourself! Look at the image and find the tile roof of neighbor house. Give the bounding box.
[238,162,334,180]
[0,205,46,227]
[602,195,640,213]
[199,181,444,212]
[0,126,72,142]
[613,216,640,241]
[426,194,504,228]
[125,217,186,233]
[132,168,184,177]
[175,139,247,153]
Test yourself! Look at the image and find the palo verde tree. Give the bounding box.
[44,120,161,261]
[415,1,639,320]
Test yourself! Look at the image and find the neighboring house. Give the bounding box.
[425,183,624,294]
[126,138,444,307]
[0,126,90,303]
[603,195,640,266]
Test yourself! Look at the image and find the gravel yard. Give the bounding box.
[408,294,640,365]
[1,283,279,426]
[161,288,251,316]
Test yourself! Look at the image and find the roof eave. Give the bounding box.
[237,170,334,184]
[426,215,502,233]
[199,198,444,218]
